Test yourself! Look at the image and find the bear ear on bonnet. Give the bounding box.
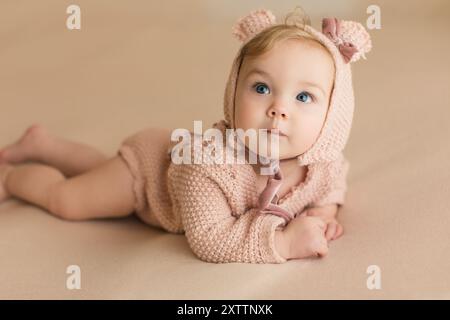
[232,9,276,44]
[231,8,372,64]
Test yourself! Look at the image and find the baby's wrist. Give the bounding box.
[274,230,291,260]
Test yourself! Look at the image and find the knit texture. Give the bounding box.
[232,9,276,44]
[117,122,349,264]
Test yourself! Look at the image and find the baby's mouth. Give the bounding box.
[266,128,288,137]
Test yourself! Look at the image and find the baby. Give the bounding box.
[0,8,371,264]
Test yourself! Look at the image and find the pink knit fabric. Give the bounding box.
[117,122,349,264]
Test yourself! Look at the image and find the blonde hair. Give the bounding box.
[237,7,328,62]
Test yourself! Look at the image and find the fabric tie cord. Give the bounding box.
[257,163,295,225]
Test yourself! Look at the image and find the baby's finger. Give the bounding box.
[315,240,329,258]
[325,222,337,241]
[314,217,326,230]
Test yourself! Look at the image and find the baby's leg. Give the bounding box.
[0,124,108,177]
[0,156,135,220]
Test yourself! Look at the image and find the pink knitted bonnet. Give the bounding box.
[222,8,372,166]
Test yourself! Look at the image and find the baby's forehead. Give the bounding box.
[242,41,334,81]
[244,38,333,69]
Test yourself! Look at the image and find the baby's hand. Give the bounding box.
[276,215,329,260]
[303,204,344,241]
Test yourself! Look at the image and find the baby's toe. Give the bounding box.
[0,164,14,202]
[325,222,338,241]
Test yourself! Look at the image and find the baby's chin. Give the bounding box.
[278,147,310,161]
[244,140,303,162]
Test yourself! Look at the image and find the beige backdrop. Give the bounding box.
[0,0,449,299]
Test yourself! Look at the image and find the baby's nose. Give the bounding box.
[267,105,288,119]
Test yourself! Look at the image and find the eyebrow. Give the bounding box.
[245,68,326,98]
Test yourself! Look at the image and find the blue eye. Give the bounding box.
[296,91,313,103]
[254,83,270,95]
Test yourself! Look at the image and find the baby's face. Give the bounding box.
[234,38,335,160]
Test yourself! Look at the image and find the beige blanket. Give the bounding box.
[1,0,449,299]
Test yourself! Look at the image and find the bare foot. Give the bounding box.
[0,164,14,202]
[0,124,50,164]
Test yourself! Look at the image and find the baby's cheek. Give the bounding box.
[288,126,318,155]
[235,103,261,129]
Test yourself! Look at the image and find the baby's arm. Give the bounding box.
[303,153,350,241]
[169,163,287,264]
[169,161,332,263]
